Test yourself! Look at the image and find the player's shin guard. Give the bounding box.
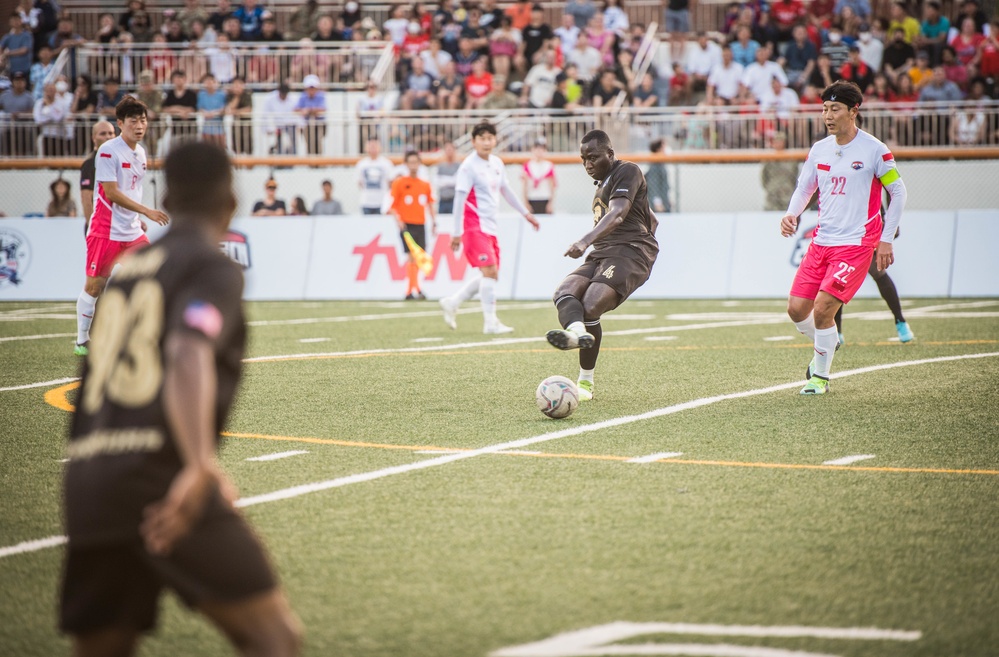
[480,276,498,324]
[76,292,97,345]
[579,320,602,370]
[813,325,839,378]
[794,315,816,341]
[555,294,584,329]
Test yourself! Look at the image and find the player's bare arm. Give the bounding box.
[525,212,539,230]
[102,180,169,225]
[565,197,632,258]
[142,332,234,556]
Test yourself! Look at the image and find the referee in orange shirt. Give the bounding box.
[387,150,437,300]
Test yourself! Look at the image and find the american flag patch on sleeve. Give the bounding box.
[183,301,223,339]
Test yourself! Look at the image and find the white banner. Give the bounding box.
[1,211,996,301]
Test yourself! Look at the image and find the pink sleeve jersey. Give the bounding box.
[796,130,900,248]
[455,153,513,236]
[523,159,555,201]
[88,136,148,242]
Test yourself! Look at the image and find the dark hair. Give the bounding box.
[581,129,612,151]
[115,95,148,121]
[105,76,120,85]
[164,142,233,217]
[471,121,497,138]
[821,80,863,108]
[50,178,70,198]
[649,138,663,153]
[404,149,420,160]
[170,69,186,79]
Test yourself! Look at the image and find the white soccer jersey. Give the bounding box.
[454,153,516,236]
[796,129,900,247]
[89,136,147,242]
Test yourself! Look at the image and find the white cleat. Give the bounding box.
[576,379,594,401]
[483,321,514,335]
[439,297,458,330]
[545,328,595,350]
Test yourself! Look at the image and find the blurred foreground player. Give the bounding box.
[60,142,302,657]
[545,129,659,400]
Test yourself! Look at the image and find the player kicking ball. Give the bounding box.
[781,80,907,395]
[545,130,659,401]
[440,121,539,334]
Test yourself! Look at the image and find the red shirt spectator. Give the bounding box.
[949,18,985,66]
[464,69,492,106]
[979,27,999,79]
[771,0,806,32]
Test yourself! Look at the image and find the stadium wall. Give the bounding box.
[1,159,996,219]
[1,210,997,301]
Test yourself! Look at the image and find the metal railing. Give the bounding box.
[3,102,996,160]
[72,41,395,91]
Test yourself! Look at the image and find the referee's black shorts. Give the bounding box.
[59,511,277,635]
[399,223,426,250]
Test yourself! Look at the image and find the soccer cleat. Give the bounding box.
[414,291,426,301]
[73,342,89,357]
[800,375,830,395]
[837,333,845,350]
[896,321,915,343]
[483,321,514,335]
[545,327,595,350]
[405,293,416,300]
[576,379,594,401]
[439,297,458,330]
[805,355,816,380]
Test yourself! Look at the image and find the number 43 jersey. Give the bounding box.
[796,129,900,248]
[66,227,246,545]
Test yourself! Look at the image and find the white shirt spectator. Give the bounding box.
[566,44,602,82]
[355,155,396,211]
[262,89,302,139]
[420,47,452,79]
[554,24,580,52]
[34,96,72,139]
[741,61,788,101]
[383,17,409,46]
[759,85,800,119]
[707,60,744,101]
[685,40,723,77]
[523,63,561,108]
[857,34,884,72]
[603,6,629,35]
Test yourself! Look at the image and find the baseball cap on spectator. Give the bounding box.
[139,69,154,82]
[360,17,376,30]
[916,51,930,60]
[303,74,320,88]
[555,72,568,83]
[278,81,291,94]
[858,22,871,31]
[345,1,359,11]
[11,71,27,81]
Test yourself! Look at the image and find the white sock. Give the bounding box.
[793,315,816,340]
[578,368,594,384]
[453,274,482,305]
[479,276,498,324]
[76,292,97,344]
[813,326,838,378]
[567,321,586,335]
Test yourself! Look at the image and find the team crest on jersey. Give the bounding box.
[790,223,818,266]
[851,161,864,170]
[0,228,30,288]
[219,230,251,269]
[592,199,607,226]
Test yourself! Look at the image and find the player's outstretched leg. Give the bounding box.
[547,287,594,350]
[833,305,845,348]
[440,274,482,330]
[576,319,602,400]
[480,275,513,334]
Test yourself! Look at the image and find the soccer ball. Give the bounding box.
[536,376,579,419]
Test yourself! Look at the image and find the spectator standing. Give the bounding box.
[707,44,744,104]
[263,81,298,154]
[29,44,55,101]
[34,81,72,155]
[80,119,116,223]
[665,0,691,60]
[917,1,949,66]
[521,140,556,214]
[434,141,460,215]
[566,0,597,31]
[356,138,395,215]
[252,178,287,216]
[684,32,722,94]
[295,74,326,154]
[2,13,34,77]
[134,69,163,156]
[782,24,818,89]
[645,138,672,213]
[47,178,78,217]
[96,77,126,118]
[162,69,199,141]
[311,180,343,215]
[0,72,35,155]
[197,72,226,146]
[760,131,798,210]
[225,76,253,154]
[856,23,883,71]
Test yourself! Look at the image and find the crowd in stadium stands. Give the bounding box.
[0,0,997,157]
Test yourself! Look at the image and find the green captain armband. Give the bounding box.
[879,169,900,185]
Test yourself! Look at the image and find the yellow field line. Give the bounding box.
[41,361,999,478]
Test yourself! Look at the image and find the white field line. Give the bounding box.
[0,377,79,393]
[1,351,996,560]
[0,332,76,343]
[246,450,309,462]
[298,338,330,343]
[629,452,684,463]
[246,302,553,327]
[823,455,876,466]
[0,535,67,558]
[644,336,678,342]
[491,621,922,657]
[415,449,463,454]
[763,336,794,342]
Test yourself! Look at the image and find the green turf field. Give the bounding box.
[2,298,998,657]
